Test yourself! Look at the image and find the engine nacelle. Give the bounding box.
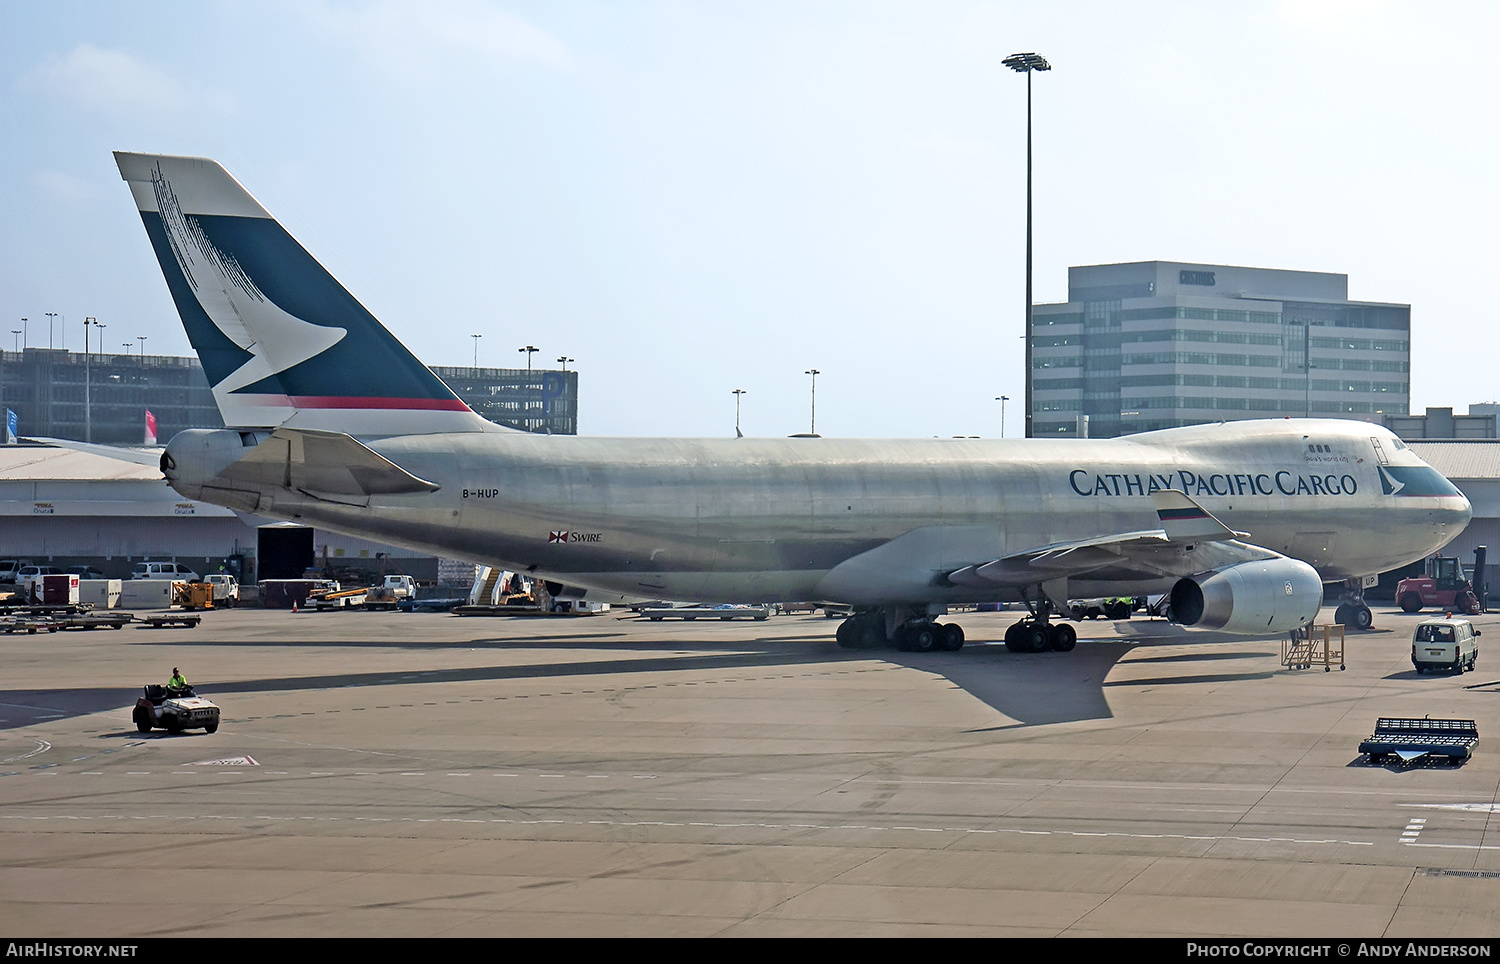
[161,429,251,499]
[1169,557,1324,634]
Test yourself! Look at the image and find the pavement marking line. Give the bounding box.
[0,811,1376,847]
[0,740,51,765]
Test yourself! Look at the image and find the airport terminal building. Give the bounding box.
[1031,262,1411,438]
[0,349,579,587]
[0,349,578,442]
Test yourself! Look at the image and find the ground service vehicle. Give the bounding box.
[133,684,220,733]
[364,574,416,610]
[131,561,202,582]
[117,152,1473,657]
[1069,597,1140,621]
[1396,557,1479,615]
[205,573,239,607]
[1411,618,1480,674]
[174,582,216,611]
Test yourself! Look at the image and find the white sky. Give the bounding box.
[2,1,1495,438]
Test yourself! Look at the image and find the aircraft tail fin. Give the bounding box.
[114,152,494,437]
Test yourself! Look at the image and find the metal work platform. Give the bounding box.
[1283,623,1346,671]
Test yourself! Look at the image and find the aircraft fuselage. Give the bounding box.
[167,417,1469,606]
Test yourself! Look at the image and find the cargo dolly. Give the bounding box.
[137,613,203,629]
[641,605,771,621]
[1359,717,1478,766]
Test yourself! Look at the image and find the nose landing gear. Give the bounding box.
[1333,579,1374,631]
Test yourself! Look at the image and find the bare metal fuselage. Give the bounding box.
[167,417,1470,605]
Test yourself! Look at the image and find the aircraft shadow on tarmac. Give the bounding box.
[0,622,1288,733]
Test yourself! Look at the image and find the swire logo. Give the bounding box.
[548,530,603,544]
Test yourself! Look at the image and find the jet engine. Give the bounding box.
[1169,557,1323,634]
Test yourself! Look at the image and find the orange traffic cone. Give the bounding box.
[292,600,299,613]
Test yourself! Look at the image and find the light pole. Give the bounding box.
[45,312,58,350]
[556,355,574,372]
[84,317,104,442]
[1003,51,1050,439]
[732,388,746,438]
[19,318,26,349]
[123,342,133,356]
[10,331,19,352]
[518,345,538,373]
[996,395,1009,438]
[137,335,147,357]
[471,333,482,371]
[805,369,820,436]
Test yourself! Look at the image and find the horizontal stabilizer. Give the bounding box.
[208,428,440,504]
[21,437,163,467]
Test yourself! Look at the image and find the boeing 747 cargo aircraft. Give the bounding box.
[115,152,1471,654]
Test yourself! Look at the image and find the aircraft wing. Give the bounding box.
[946,490,1272,590]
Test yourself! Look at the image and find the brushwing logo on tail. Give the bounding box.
[150,163,347,395]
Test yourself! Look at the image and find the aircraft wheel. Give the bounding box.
[906,624,938,653]
[1023,625,1050,653]
[1050,623,1077,652]
[1004,622,1026,652]
[1399,593,1423,614]
[835,619,855,649]
[940,623,965,651]
[1333,603,1351,625]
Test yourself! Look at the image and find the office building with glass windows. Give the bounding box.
[1030,261,1410,438]
[0,349,578,443]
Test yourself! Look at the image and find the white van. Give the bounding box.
[1412,618,1480,674]
[0,560,31,584]
[131,561,201,582]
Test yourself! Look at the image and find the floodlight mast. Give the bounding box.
[1002,51,1050,438]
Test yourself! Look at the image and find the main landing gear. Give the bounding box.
[1003,597,1075,653]
[835,609,965,652]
